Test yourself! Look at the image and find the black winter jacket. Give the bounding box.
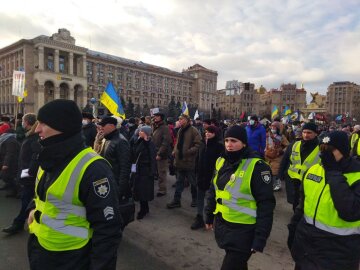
[196,137,223,191]
[131,138,156,201]
[82,122,97,148]
[28,132,122,270]
[0,131,20,180]
[288,157,360,270]
[205,147,275,253]
[101,129,131,198]
[17,131,41,186]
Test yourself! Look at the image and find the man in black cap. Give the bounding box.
[96,116,132,226]
[279,122,320,210]
[27,100,122,270]
[288,131,360,270]
[152,112,172,197]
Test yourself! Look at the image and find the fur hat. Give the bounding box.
[37,99,82,136]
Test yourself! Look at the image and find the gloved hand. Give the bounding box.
[320,150,341,171]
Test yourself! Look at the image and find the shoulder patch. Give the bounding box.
[93,178,110,198]
[261,171,272,184]
[306,173,322,183]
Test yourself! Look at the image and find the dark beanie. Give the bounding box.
[320,131,350,157]
[302,122,318,133]
[37,99,82,136]
[225,125,247,144]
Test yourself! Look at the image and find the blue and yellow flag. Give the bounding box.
[100,82,125,118]
[271,105,278,119]
[181,101,189,116]
[283,105,291,116]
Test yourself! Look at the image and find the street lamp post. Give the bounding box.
[90,97,97,117]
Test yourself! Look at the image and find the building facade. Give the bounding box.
[326,81,360,120]
[216,81,259,119]
[258,83,307,118]
[0,29,217,116]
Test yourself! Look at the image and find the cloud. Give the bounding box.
[0,0,360,95]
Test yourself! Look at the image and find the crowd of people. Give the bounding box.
[0,99,359,270]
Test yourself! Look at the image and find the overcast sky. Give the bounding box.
[1,0,360,96]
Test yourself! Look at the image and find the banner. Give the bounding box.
[12,70,26,97]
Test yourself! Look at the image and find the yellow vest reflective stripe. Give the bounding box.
[29,148,103,251]
[356,139,360,156]
[303,164,360,235]
[288,141,320,181]
[350,133,359,150]
[213,157,260,224]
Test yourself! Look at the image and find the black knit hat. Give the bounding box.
[37,99,82,135]
[320,131,350,157]
[225,125,247,144]
[302,122,318,133]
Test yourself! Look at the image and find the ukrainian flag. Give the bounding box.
[100,82,125,118]
[271,105,278,119]
[181,101,189,116]
[283,106,291,116]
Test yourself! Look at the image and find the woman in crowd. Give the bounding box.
[265,121,289,191]
[130,126,157,219]
[191,125,223,230]
[205,125,275,270]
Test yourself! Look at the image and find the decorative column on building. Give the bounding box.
[69,87,75,101]
[54,49,59,73]
[54,86,60,99]
[69,52,73,75]
[36,84,45,109]
[38,46,44,70]
[82,55,87,77]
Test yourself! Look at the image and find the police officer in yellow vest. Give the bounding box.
[205,125,275,270]
[350,124,360,152]
[279,122,320,211]
[288,131,360,270]
[27,100,122,270]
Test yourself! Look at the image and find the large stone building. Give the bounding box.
[259,83,307,118]
[326,81,360,120]
[216,81,259,119]
[0,29,217,115]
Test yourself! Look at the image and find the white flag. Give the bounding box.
[194,110,199,120]
[12,70,26,97]
[308,112,314,120]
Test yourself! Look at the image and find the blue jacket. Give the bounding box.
[245,124,266,156]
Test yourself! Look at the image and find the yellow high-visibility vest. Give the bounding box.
[213,157,261,224]
[29,148,103,251]
[303,164,360,235]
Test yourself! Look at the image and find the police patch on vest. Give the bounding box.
[93,178,110,198]
[306,173,322,183]
[261,171,271,184]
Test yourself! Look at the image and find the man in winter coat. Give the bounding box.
[288,131,360,270]
[167,114,202,208]
[27,99,122,270]
[3,113,40,234]
[152,112,172,197]
[0,122,20,197]
[96,116,132,199]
